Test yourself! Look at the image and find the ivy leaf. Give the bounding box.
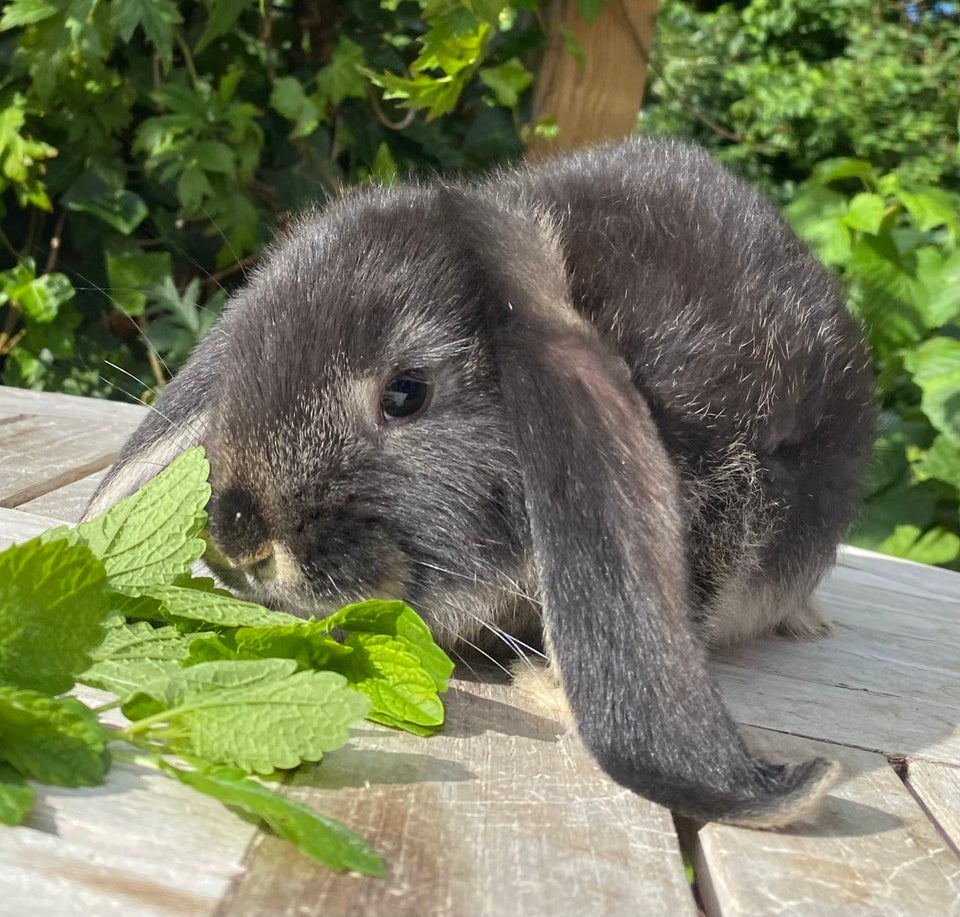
[121,659,371,774]
[196,0,251,52]
[75,447,209,590]
[0,0,59,30]
[0,537,109,696]
[914,435,960,489]
[0,687,110,786]
[270,77,323,139]
[0,763,34,827]
[0,259,74,324]
[161,760,385,876]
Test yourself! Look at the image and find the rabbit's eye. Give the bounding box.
[380,370,431,421]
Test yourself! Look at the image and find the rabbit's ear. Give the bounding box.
[82,328,224,519]
[459,192,836,825]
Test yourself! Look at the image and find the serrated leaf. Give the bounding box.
[76,448,209,589]
[0,537,109,695]
[323,601,454,693]
[335,632,445,730]
[0,762,34,826]
[80,621,192,697]
[0,688,109,786]
[162,760,384,876]
[315,37,368,106]
[121,659,370,774]
[142,583,303,628]
[109,0,182,64]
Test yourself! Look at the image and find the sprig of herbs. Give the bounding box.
[0,448,454,877]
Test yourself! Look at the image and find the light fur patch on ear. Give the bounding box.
[82,413,208,519]
[510,659,572,723]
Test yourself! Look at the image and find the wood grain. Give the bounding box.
[527,0,659,160]
[0,385,148,425]
[18,470,107,522]
[693,729,960,917]
[907,760,960,857]
[0,415,131,507]
[219,676,697,917]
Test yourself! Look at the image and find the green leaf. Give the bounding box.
[196,0,252,52]
[315,37,367,107]
[104,248,173,316]
[334,632,445,732]
[0,259,75,324]
[141,583,304,628]
[121,659,371,774]
[0,0,58,30]
[270,77,322,139]
[63,168,148,235]
[76,448,210,590]
[852,479,939,550]
[843,192,885,235]
[914,435,960,489]
[109,0,182,64]
[0,762,34,827]
[784,186,851,265]
[876,525,960,566]
[161,760,385,876]
[478,58,533,109]
[0,537,109,695]
[323,601,454,693]
[0,687,109,786]
[80,621,192,698]
[902,337,960,444]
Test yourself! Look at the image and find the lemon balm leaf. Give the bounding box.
[0,763,34,826]
[0,538,109,695]
[161,760,385,876]
[75,447,210,589]
[121,659,371,774]
[0,687,110,786]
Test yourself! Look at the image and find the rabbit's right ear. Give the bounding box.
[456,191,836,825]
[82,327,225,520]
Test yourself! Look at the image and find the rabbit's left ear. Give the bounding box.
[452,189,835,825]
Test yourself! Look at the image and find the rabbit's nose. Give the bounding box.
[207,485,272,569]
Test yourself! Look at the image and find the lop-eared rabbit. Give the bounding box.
[86,138,875,826]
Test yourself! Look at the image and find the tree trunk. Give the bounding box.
[527,0,660,161]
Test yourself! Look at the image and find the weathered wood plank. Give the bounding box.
[907,761,960,857]
[0,385,148,425]
[837,545,960,603]
[219,676,697,917]
[18,470,106,522]
[693,729,960,917]
[0,506,62,549]
[0,415,132,507]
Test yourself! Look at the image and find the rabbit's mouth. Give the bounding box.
[201,534,413,621]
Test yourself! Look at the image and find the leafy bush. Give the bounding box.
[642,0,960,204]
[0,0,538,398]
[786,161,960,568]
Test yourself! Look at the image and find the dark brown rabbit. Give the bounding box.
[86,138,875,826]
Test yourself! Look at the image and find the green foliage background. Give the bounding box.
[1,0,959,568]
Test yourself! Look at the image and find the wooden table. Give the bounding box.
[1,384,958,916]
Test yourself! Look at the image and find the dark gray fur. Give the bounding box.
[87,138,875,825]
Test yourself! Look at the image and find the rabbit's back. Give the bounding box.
[498,138,874,641]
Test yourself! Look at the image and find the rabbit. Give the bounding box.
[85,137,875,827]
